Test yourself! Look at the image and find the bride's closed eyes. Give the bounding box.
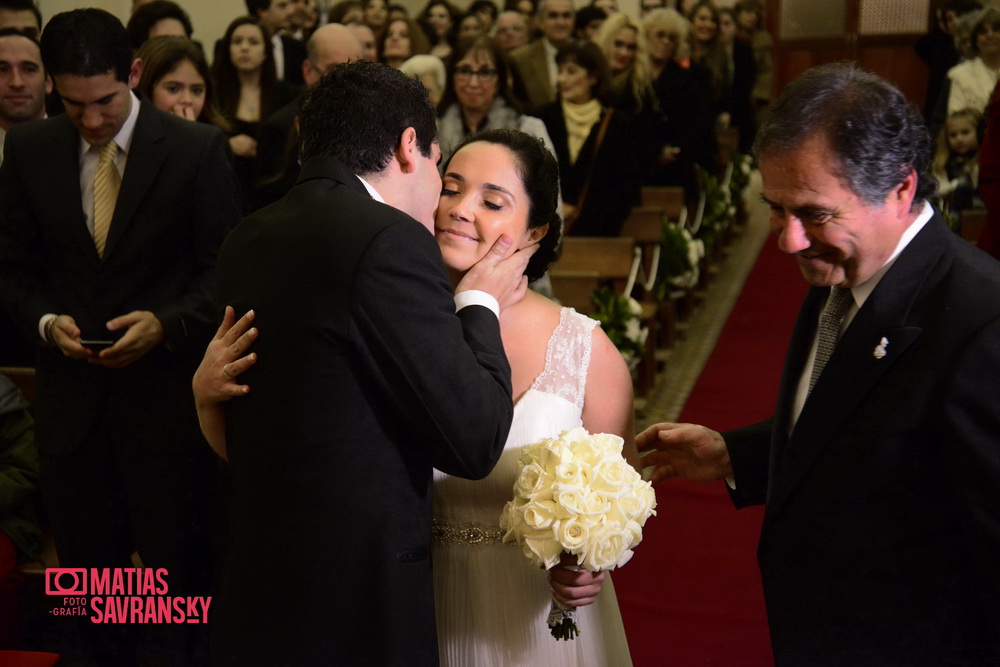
[441,174,515,212]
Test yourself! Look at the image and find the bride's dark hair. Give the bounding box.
[444,129,562,282]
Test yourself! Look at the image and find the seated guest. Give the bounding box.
[509,0,575,109]
[213,17,299,214]
[136,36,229,130]
[125,0,192,52]
[642,7,716,194]
[573,4,606,40]
[363,0,389,44]
[246,0,307,84]
[329,0,364,24]
[594,12,655,117]
[256,24,363,206]
[0,28,47,365]
[347,20,378,60]
[399,53,447,106]
[380,16,430,69]
[734,0,773,126]
[436,35,554,165]
[418,0,458,61]
[468,0,498,32]
[0,28,48,165]
[454,11,486,41]
[533,40,639,236]
[947,6,1000,115]
[717,6,756,150]
[492,10,528,52]
[0,374,40,650]
[0,0,39,39]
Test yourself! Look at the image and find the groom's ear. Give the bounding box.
[394,127,419,174]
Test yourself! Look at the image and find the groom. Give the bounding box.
[208,61,533,665]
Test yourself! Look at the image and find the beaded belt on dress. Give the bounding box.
[431,519,508,545]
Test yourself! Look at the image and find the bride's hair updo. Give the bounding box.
[445,129,562,282]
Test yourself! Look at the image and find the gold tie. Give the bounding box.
[93,141,120,258]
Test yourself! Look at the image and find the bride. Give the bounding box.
[194,129,638,666]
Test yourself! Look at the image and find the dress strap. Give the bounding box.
[531,308,598,409]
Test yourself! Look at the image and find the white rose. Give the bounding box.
[499,500,522,535]
[522,499,560,529]
[554,460,589,488]
[581,521,631,571]
[514,463,549,500]
[634,483,657,524]
[523,534,563,569]
[627,297,642,317]
[552,484,587,516]
[591,458,631,495]
[568,438,601,467]
[555,516,591,553]
[581,490,611,517]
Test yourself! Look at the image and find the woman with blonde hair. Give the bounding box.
[593,12,655,116]
[641,7,715,191]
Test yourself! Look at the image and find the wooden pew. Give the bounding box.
[549,237,658,396]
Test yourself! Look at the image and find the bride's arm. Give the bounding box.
[550,325,638,607]
[192,307,258,460]
[582,326,639,470]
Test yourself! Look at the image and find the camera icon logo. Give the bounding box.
[45,568,88,595]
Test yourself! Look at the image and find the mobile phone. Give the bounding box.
[80,339,115,350]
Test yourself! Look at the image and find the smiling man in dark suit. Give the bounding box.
[638,62,1000,664]
[0,8,239,663]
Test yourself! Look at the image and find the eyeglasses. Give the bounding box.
[455,67,499,82]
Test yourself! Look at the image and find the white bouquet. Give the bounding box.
[499,427,657,640]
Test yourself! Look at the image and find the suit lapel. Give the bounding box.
[47,116,96,266]
[104,102,166,260]
[765,215,949,518]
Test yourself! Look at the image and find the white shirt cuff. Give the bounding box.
[454,290,499,319]
[39,313,57,343]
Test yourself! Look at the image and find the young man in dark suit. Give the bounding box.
[205,61,533,665]
[638,62,1000,664]
[0,8,240,663]
[246,0,307,85]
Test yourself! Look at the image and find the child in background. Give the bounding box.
[934,108,983,213]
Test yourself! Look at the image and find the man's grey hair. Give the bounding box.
[753,61,935,207]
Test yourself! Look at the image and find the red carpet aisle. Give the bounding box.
[615,237,808,666]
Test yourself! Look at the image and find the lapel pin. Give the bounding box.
[873,337,888,359]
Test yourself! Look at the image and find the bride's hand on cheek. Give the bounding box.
[455,235,538,311]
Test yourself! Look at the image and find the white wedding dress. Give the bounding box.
[432,307,633,666]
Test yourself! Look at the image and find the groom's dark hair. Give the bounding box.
[298,60,438,176]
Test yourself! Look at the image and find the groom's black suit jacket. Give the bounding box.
[726,213,1000,664]
[210,156,513,665]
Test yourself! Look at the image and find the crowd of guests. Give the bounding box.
[14,0,772,237]
[916,0,999,229]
